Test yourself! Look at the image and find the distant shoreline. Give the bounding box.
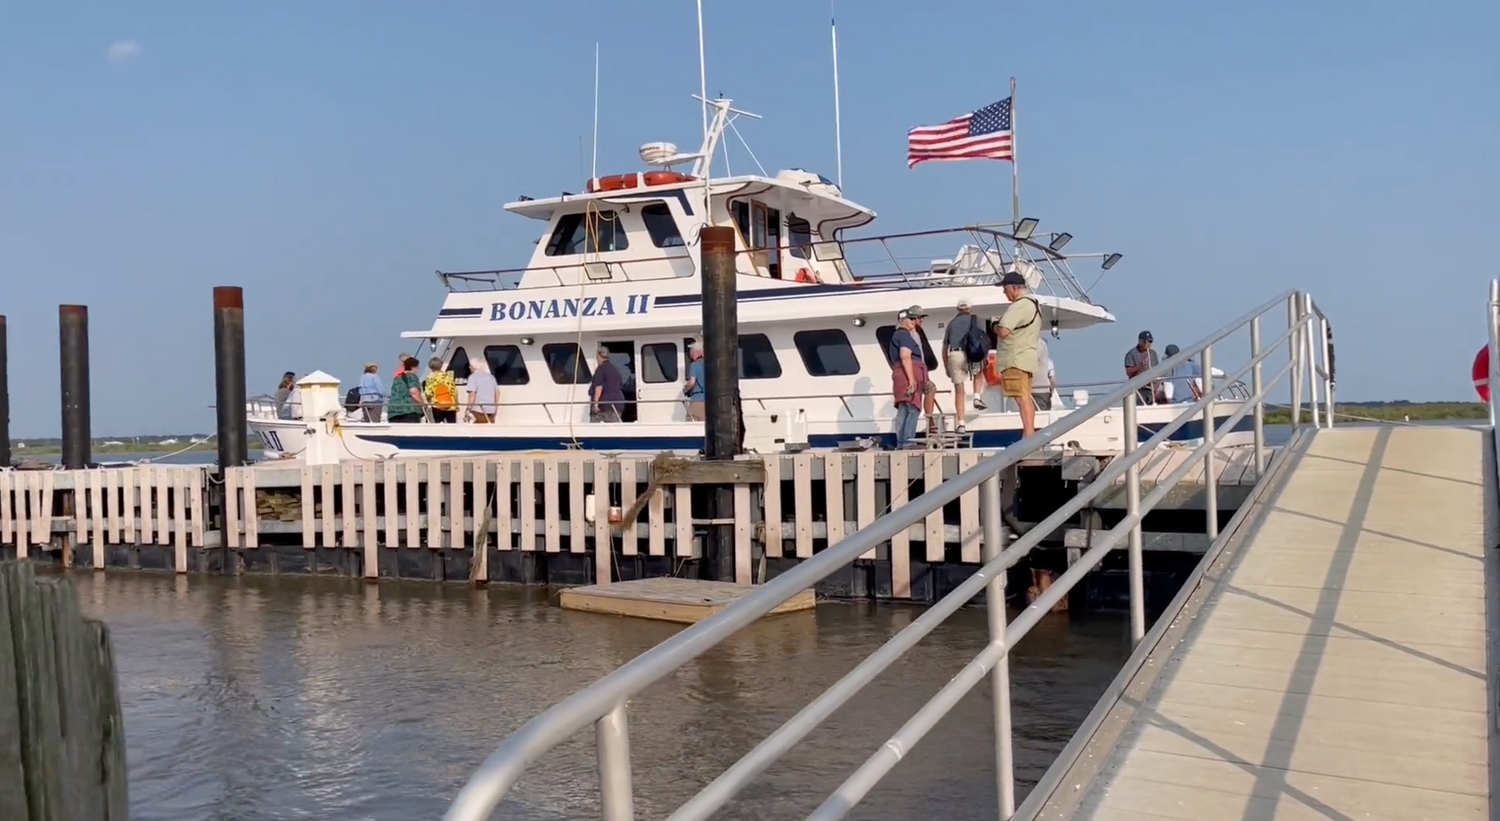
[8,442,262,456]
[1263,400,1487,425]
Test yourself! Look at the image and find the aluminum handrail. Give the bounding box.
[1488,280,1498,433]
[443,289,1332,821]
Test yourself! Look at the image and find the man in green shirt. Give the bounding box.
[995,272,1042,438]
[387,357,425,423]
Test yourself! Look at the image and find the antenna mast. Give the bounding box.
[830,0,844,190]
[696,0,708,142]
[591,43,601,182]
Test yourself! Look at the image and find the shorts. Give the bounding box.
[1001,367,1032,398]
[945,350,981,384]
[687,400,706,421]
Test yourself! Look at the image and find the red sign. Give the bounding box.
[1476,345,1492,403]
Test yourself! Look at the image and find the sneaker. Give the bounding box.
[956,424,967,434]
[973,398,988,410]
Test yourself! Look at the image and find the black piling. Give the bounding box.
[0,315,9,469]
[59,305,92,470]
[699,226,740,582]
[213,287,249,469]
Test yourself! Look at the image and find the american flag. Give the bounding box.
[907,97,1014,168]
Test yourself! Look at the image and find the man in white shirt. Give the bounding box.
[1160,344,1202,403]
[1034,337,1058,410]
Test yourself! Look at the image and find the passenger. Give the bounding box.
[1161,344,1203,404]
[590,348,625,423]
[387,357,425,424]
[465,357,499,423]
[392,352,411,380]
[941,300,988,433]
[286,381,304,421]
[423,356,459,423]
[907,308,939,430]
[684,345,706,421]
[357,363,386,423]
[274,372,296,420]
[1123,331,1159,405]
[995,272,1042,438]
[890,307,930,448]
[1034,337,1057,411]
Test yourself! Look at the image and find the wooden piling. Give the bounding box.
[0,561,128,820]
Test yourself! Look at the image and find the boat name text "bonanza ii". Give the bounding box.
[488,294,653,322]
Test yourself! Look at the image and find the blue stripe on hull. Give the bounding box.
[355,414,1253,454]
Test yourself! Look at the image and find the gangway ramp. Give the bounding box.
[1022,424,1497,821]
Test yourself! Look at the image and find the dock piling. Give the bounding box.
[699,226,740,582]
[0,315,9,469]
[58,306,91,470]
[213,287,248,469]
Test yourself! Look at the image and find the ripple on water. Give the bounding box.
[74,574,1131,820]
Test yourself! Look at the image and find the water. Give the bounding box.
[75,574,1133,821]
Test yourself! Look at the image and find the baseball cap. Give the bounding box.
[897,304,927,320]
[999,272,1027,287]
[1138,330,1153,342]
[1164,344,1180,357]
[956,299,971,310]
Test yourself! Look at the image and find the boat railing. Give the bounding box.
[439,289,1334,821]
[438,225,1110,305]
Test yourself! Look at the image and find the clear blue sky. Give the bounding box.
[2,0,1496,436]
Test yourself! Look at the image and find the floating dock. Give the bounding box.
[559,577,816,624]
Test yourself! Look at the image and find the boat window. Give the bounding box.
[793,329,860,377]
[731,201,750,242]
[447,346,472,380]
[544,210,629,256]
[787,216,813,259]
[541,342,592,384]
[641,204,685,248]
[641,342,679,383]
[483,345,531,385]
[876,325,939,370]
[738,334,782,379]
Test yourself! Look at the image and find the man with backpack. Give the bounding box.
[941,300,990,433]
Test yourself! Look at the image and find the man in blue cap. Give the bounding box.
[1124,330,1159,404]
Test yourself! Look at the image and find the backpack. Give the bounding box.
[427,375,458,410]
[960,315,990,363]
[343,387,361,412]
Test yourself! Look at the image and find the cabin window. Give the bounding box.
[541,342,591,384]
[641,204,685,248]
[731,201,750,242]
[738,334,782,379]
[787,216,813,259]
[447,347,472,380]
[544,210,629,256]
[641,342,679,383]
[483,345,531,385]
[793,329,860,377]
[876,325,939,370]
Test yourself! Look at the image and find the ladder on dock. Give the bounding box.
[439,287,1383,821]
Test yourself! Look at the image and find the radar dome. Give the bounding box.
[640,142,680,166]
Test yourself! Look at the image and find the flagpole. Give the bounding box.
[1010,76,1019,228]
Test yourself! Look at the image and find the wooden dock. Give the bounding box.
[1023,425,1496,820]
[0,447,1272,603]
[559,577,817,624]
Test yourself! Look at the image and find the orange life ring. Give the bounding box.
[586,171,696,193]
[794,267,820,284]
[983,351,1003,386]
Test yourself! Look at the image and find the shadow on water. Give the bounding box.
[72,574,1133,821]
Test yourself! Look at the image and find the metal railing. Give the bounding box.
[1488,281,1498,460]
[437,289,1331,820]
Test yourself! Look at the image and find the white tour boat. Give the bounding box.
[248,97,1253,461]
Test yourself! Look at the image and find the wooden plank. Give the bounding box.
[733,483,752,584]
[824,454,845,548]
[425,459,443,549]
[958,450,982,563]
[0,470,10,546]
[152,467,169,546]
[172,469,188,571]
[559,577,816,625]
[448,458,466,551]
[382,460,399,548]
[74,470,90,547]
[855,452,876,561]
[106,470,122,546]
[519,459,536,551]
[495,459,513,551]
[889,454,911,599]
[543,459,560,553]
[619,460,638,556]
[592,459,611,583]
[241,468,258,548]
[792,452,813,558]
[34,474,52,547]
[223,467,240,549]
[300,464,316,548]
[362,463,379,576]
[403,461,420,548]
[762,456,783,559]
[321,464,338,548]
[472,460,489,577]
[341,462,358,547]
[569,456,587,554]
[923,453,944,562]
[674,485,694,557]
[91,469,105,549]
[189,469,204,548]
[14,473,28,560]
[121,469,136,547]
[646,483,666,556]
